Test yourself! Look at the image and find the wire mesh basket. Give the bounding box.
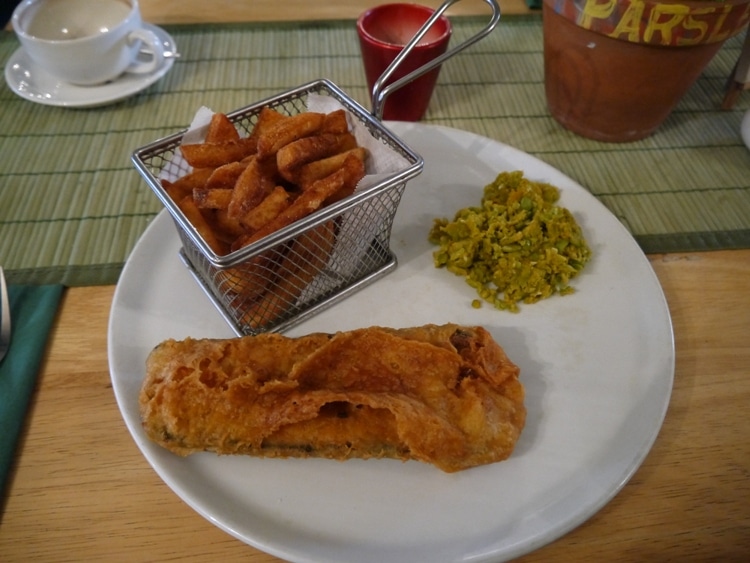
[132,79,423,335]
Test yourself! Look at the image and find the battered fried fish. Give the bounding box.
[139,324,525,472]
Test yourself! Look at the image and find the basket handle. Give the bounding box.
[370,0,501,120]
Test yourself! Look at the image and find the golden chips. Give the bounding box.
[162,108,369,328]
[166,108,367,256]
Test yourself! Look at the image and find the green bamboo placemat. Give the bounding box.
[1,16,749,286]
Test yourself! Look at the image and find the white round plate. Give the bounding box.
[4,24,176,108]
[109,123,674,563]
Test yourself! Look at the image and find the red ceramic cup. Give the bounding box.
[357,3,452,121]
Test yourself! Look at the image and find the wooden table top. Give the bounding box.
[3,249,749,561]
[138,0,533,24]
[2,2,749,561]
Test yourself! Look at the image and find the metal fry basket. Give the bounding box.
[132,1,500,335]
[132,79,424,335]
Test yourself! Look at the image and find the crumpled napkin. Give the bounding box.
[0,284,64,498]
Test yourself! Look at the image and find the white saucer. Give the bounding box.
[742,110,750,151]
[4,24,176,108]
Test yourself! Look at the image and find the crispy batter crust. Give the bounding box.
[139,324,525,472]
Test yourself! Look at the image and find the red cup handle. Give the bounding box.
[371,0,501,120]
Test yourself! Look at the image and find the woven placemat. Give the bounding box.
[1,15,749,286]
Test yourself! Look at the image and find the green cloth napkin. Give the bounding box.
[0,284,64,498]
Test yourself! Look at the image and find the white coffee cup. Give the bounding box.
[12,0,165,86]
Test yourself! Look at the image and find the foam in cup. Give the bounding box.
[22,0,132,41]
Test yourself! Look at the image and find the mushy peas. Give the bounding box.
[428,171,592,312]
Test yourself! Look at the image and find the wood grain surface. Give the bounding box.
[2,249,748,561]
[139,0,533,25]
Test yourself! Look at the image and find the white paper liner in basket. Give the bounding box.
[159,94,412,321]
